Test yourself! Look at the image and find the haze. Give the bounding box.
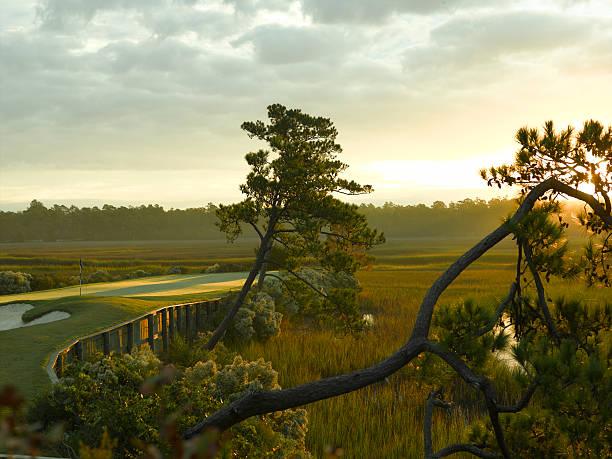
[1,0,611,210]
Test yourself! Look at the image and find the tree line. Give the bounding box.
[0,197,536,242]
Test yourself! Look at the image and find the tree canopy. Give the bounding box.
[207,104,384,349]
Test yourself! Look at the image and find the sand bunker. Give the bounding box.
[0,303,70,331]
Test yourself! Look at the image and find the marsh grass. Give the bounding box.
[238,255,607,457]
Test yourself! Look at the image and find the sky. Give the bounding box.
[1,0,611,211]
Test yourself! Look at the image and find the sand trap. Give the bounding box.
[0,303,70,331]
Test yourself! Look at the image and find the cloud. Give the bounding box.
[233,24,358,65]
[402,10,601,88]
[300,0,507,24]
[36,0,164,31]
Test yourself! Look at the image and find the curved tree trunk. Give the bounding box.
[257,238,273,291]
[204,233,272,350]
[188,178,612,436]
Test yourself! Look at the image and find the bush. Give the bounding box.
[202,263,220,274]
[0,271,32,294]
[264,268,363,330]
[216,292,283,344]
[166,266,183,275]
[125,269,150,279]
[86,270,111,284]
[29,343,309,458]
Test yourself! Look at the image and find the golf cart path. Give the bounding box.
[0,272,248,303]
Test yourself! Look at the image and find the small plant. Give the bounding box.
[0,271,32,294]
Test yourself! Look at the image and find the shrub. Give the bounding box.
[166,266,183,275]
[217,292,283,344]
[202,263,220,274]
[0,271,32,294]
[85,270,111,284]
[29,344,309,458]
[126,269,150,279]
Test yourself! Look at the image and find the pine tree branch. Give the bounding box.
[424,341,512,459]
[496,381,539,413]
[475,282,517,338]
[522,242,561,345]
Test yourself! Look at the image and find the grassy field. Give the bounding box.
[0,237,608,457]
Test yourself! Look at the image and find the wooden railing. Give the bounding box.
[45,298,222,383]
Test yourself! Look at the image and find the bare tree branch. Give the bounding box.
[262,273,297,301]
[497,381,539,413]
[434,444,501,459]
[184,338,426,436]
[424,388,452,458]
[475,282,518,338]
[423,341,512,459]
[248,221,264,240]
[263,258,330,301]
[522,242,561,345]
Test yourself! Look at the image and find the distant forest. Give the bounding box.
[0,198,584,242]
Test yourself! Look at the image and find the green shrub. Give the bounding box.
[166,266,183,275]
[125,269,150,279]
[85,270,112,284]
[29,344,309,458]
[0,271,32,294]
[214,292,283,344]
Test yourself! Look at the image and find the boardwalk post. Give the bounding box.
[74,341,82,361]
[127,322,134,351]
[103,332,110,355]
[58,352,65,378]
[185,304,192,340]
[147,314,155,349]
[169,307,175,340]
[177,306,183,335]
[195,303,202,332]
[161,309,168,353]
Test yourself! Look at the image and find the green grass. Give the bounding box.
[0,291,226,398]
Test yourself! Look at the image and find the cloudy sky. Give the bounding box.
[1,0,611,210]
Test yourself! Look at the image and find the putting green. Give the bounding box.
[0,272,248,304]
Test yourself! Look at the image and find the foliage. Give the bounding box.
[86,269,113,283]
[29,342,309,458]
[264,268,365,331]
[2,197,558,243]
[482,119,611,286]
[469,299,611,457]
[211,292,282,344]
[432,299,509,373]
[166,266,184,275]
[0,270,32,294]
[0,385,63,457]
[212,103,384,342]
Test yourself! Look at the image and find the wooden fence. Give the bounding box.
[45,298,222,383]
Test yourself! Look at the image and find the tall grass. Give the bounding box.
[237,266,526,458]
